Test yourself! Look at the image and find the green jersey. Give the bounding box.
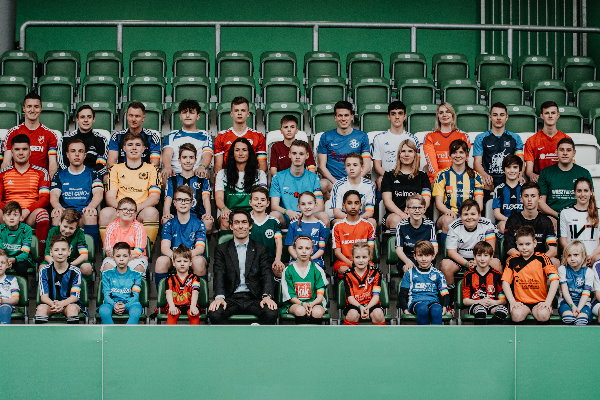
[281,261,328,312]
[538,163,592,213]
[250,215,282,259]
[216,169,267,211]
[0,223,32,263]
[44,226,88,264]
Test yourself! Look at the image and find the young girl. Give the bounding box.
[395,194,437,272]
[0,249,19,324]
[559,177,600,265]
[381,140,431,230]
[558,240,594,326]
[284,192,330,269]
[281,236,328,324]
[165,245,201,325]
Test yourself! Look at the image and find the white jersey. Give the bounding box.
[446,217,497,259]
[163,129,213,174]
[559,206,600,256]
[372,130,420,172]
[330,177,376,214]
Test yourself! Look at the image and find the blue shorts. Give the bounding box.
[558,300,591,317]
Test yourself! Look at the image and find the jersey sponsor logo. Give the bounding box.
[2,243,20,251]
[192,181,202,189]
[295,282,312,299]
[394,190,417,198]
[30,146,44,152]
[265,229,274,239]
[505,141,511,146]
[110,286,132,294]
[121,186,144,193]
[502,203,522,210]
[513,276,541,290]
[569,224,594,239]
[576,277,584,287]
[138,172,149,180]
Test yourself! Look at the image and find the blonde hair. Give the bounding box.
[434,102,457,131]
[561,240,588,269]
[351,242,371,256]
[393,139,420,178]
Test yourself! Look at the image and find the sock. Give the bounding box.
[35,210,51,254]
[439,232,447,246]
[575,316,589,326]
[343,319,358,325]
[308,317,323,325]
[372,322,386,325]
[295,315,310,324]
[562,315,576,324]
[99,225,107,242]
[143,220,159,244]
[84,224,100,248]
[34,315,48,324]
[155,272,169,290]
[491,305,509,324]
[66,316,79,324]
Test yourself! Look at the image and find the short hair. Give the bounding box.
[228,208,252,226]
[76,104,95,118]
[334,100,354,115]
[0,249,7,259]
[113,241,131,253]
[344,152,363,165]
[250,185,270,198]
[293,235,313,248]
[540,101,559,113]
[49,235,69,249]
[178,142,197,158]
[174,185,193,199]
[490,102,508,113]
[178,99,201,114]
[3,201,21,215]
[23,91,41,105]
[280,114,298,126]
[61,209,81,224]
[127,101,146,113]
[414,240,435,256]
[515,225,536,241]
[11,133,30,146]
[521,181,540,195]
[172,244,192,261]
[388,100,406,114]
[557,137,575,149]
[351,241,371,255]
[342,189,361,203]
[473,241,494,256]
[406,194,426,207]
[231,96,249,107]
[123,132,144,145]
[67,138,85,151]
[502,154,524,171]
[459,199,481,215]
[449,139,469,155]
[290,139,310,153]
[117,197,137,210]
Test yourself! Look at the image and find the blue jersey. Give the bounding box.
[50,166,103,211]
[38,263,82,302]
[108,128,161,164]
[558,265,593,305]
[269,169,323,211]
[165,174,212,216]
[284,220,330,267]
[400,266,448,307]
[161,214,207,251]
[317,129,371,180]
[472,130,523,186]
[492,183,523,218]
[101,268,142,305]
[395,219,437,264]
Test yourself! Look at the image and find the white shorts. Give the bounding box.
[102,256,149,275]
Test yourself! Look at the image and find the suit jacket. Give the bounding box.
[213,238,275,299]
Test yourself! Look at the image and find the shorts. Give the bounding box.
[592,302,600,317]
[558,300,591,316]
[102,256,149,274]
[344,304,383,317]
[381,212,395,227]
[446,258,473,272]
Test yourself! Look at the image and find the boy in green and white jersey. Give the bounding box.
[0,201,34,275]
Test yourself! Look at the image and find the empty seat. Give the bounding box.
[127,76,166,104]
[0,102,20,129]
[390,52,427,89]
[261,76,300,105]
[217,102,257,131]
[173,50,209,78]
[556,106,583,134]
[40,102,69,133]
[397,78,436,106]
[170,101,209,132]
[122,101,163,131]
[37,75,75,110]
[475,54,512,91]
[455,104,490,133]
[570,132,600,164]
[75,101,115,132]
[43,50,80,84]
[1,50,37,86]
[310,103,336,134]
[505,105,537,133]
[590,107,600,141]
[432,53,469,87]
[81,75,120,111]
[216,75,255,104]
[519,55,554,92]
[129,50,166,78]
[441,78,479,106]
[303,51,341,84]
[0,76,30,104]
[575,81,600,119]
[487,79,524,106]
[359,103,388,133]
[407,104,438,133]
[172,76,210,103]
[86,50,123,81]
[260,51,296,81]
[307,76,346,107]
[264,102,304,132]
[531,80,568,114]
[352,77,390,109]
[346,51,384,87]
[216,50,253,79]
[560,56,596,93]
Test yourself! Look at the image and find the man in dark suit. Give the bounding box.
[208,209,278,324]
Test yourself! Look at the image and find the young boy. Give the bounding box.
[165,245,201,325]
[155,186,207,288]
[462,241,508,324]
[269,115,316,176]
[0,202,33,275]
[98,242,143,324]
[502,226,560,323]
[0,249,20,324]
[399,240,450,325]
[44,209,92,276]
[163,143,214,232]
[35,235,82,324]
[331,153,376,226]
[492,155,524,234]
[101,197,148,275]
[342,242,386,325]
[332,190,375,278]
[249,186,286,277]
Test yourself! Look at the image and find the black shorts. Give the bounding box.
[344,304,384,317]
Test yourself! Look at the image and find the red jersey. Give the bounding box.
[0,165,50,211]
[343,266,382,306]
[524,130,570,174]
[214,127,267,164]
[166,273,201,307]
[332,218,375,259]
[2,123,58,171]
[462,268,505,301]
[269,141,316,173]
[422,129,470,182]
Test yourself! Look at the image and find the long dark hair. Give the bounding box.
[574,177,598,228]
[225,137,259,192]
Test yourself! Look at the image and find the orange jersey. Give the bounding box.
[332,218,375,259]
[502,252,559,304]
[214,127,267,164]
[423,130,470,182]
[0,165,50,211]
[167,273,201,307]
[343,266,382,306]
[523,130,570,174]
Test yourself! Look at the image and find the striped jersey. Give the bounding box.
[462,268,505,301]
[432,166,484,215]
[101,267,142,305]
[332,218,375,259]
[165,174,212,217]
[492,183,523,219]
[38,263,82,302]
[502,253,559,304]
[214,127,267,164]
[0,165,50,211]
[343,266,382,306]
[1,123,59,171]
[446,217,496,260]
[331,177,376,215]
[107,162,161,205]
[162,129,214,174]
[400,266,449,307]
[423,129,470,182]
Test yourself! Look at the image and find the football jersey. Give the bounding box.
[51,166,103,212]
[59,129,109,175]
[504,211,557,253]
[559,206,600,255]
[400,266,449,306]
[107,162,161,205]
[0,223,32,263]
[538,164,591,213]
[44,226,88,264]
[423,129,470,182]
[249,215,282,258]
[316,128,371,180]
[2,123,58,171]
[381,170,431,211]
[284,220,329,257]
[161,215,207,251]
[101,267,142,305]
[165,174,212,217]
[214,127,267,164]
[372,130,421,172]
[162,129,213,174]
[104,219,147,257]
[108,128,161,164]
[472,130,523,186]
[558,265,593,305]
[343,266,382,306]
[332,218,375,259]
[269,168,322,211]
[214,169,267,210]
[166,273,201,307]
[462,268,505,301]
[331,177,376,215]
[446,217,496,259]
[0,275,19,303]
[432,167,484,215]
[269,141,316,173]
[492,183,523,218]
[38,263,82,302]
[281,262,328,307]
[395,219,438,263]
[502,253,559,304]
[524,130,570,174]
[0,165,50,211]
[591,261,600,293]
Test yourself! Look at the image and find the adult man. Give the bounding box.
[317,101,371,199]
[1,92,59,177]
[161,99,213,180]
[59,104,109,176]
[106,102,161,168]
[208,209,278,324]
[213,96,266,173]
[0,134,51,252]
[524,101,570,182]
[473,102,524,191]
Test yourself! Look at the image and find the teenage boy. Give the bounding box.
[331,153,376,226]
[44,209,91,276]
[0,202,33,275]
[213,96,267,173]
[161,99,213,180]
[492,155,524,233]
[269,115,316,176]
[524,101,570,183]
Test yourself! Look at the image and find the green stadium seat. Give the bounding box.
[43,50,81,84]
[75,101,115,132]
[346,51,384,87]
[0,102,20,129]
[575,81,600,119]
[96,279,149,324]
[505,105,537,133]
[559,56,596,93]
[216,50,253,79]
[172,76,210,103]
[81,75,120,112]
[407,104,438,133]
[475,54,512,91]
[264,102,304,132]
[216,75,255,104]
[396,78,436,106]
[170,101,210,132]
[487,79,524,106]
[36,278,89,324]
[173,50,210,78]
[519,55,554,92]
[127,76,166,105]
[154,277,209,323]
[389,52,427,89]
[10,276,29,323]
[261,76,301,105]
[306,76,346,107]
[351,77,390,109]
[86,50,123,81]
[31,234,40,264]
[121,101,163,132]
[441,78,479,106]
[40,102,69,133]
[84,233,95,265]
[303,51,341,84]
[1,50,37,87]
[531,80,568,114]
[590,107,600,140]
[129,50,166,78]
[432,53,469,87]
[455,104,490,133]
[556,106,583,133]
[37,75,75,110]
[385,236,400,281]
[260,51,297,81]
[359,103,388,132]
[336,279,393,324]
[310,103,336,134]
[217,102,257,131]
[0,76,31,104]
[278,282,331,324]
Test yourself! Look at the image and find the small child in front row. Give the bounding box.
[558,240,593,326]
[492,155,523,234]
[399,241,449,325]
[281,236,328,324]
[462,241,508,324]
[165,245,201,325]
[98,242,143,325]
[342,242,386,325]
[0,250,20,324]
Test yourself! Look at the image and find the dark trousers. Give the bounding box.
[208,292,278,325]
